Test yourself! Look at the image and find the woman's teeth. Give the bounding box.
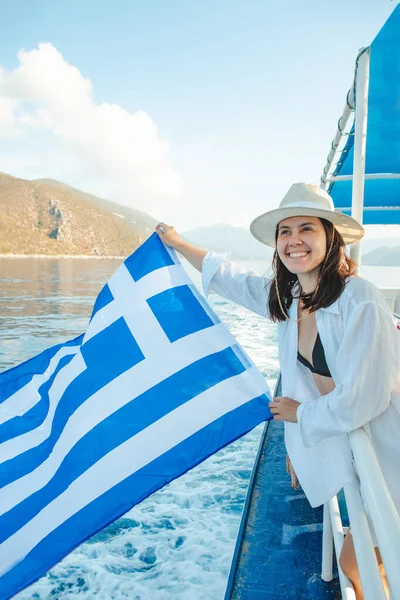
[288,252,309,258]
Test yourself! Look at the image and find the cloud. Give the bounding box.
[0,43,184,212]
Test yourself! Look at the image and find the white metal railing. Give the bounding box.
[321,290,399,599]
[322,497,355,598]
[380,288,400,317]
[321,428,400,600]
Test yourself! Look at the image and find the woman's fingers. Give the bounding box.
[155,223,180,249]
[155,223,169,240]
[155,222,168,235]
[268,397,299,423]
[269,402,283,420]
[269,398,281,409]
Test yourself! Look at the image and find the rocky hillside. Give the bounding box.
[0,172,158,256]
[36,179,158,232]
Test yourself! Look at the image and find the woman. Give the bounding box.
[155,182,400,599]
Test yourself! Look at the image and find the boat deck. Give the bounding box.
[225,416,341,599]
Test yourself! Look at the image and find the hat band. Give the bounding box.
[282,200,333,212]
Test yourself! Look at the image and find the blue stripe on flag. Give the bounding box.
[0,346,246,542]
[0,393,268,600]
[147,284,214,343]
[124,233,175,281]
[0,335,83,403]
[0,353,75,443]
[230,342,253,371]
[0,318,144,484]
[188,282,221,325]
[89,283,114,321]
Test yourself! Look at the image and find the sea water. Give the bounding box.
[0,258,399,600]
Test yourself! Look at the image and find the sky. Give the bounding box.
[0,0,399,238]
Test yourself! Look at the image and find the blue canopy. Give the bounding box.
[328,5,400,225]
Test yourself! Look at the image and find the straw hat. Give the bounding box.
[250,183,365,247]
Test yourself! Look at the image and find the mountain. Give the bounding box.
[0,172,157,256]
[362,246,400,266]
[36,179,158,232]
[361,237,400,255]
[183,223,273,261]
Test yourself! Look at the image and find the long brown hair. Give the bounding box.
[268,218,357,322]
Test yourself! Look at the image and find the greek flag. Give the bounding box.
[0,234,271,599]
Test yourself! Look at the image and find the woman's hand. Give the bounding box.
[269,397,300,423]
[155,223,207,271]
[155,223,182,249]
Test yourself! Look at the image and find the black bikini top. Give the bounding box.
[297,333,332,378]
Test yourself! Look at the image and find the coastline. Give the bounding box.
[0,254,125,260]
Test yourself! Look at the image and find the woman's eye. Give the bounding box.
[302,227,312,232]
[280,230,289,236]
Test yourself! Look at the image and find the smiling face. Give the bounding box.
[276,216,327,275]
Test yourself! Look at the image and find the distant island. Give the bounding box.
[183,223,274,261]
[0,172,157,257]
[362,246,400,266]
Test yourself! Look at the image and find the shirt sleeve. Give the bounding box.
[201,251,271,318]
[297,300,400,447]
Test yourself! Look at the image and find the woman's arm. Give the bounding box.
[155,223,271,318]
[155,223,206,272]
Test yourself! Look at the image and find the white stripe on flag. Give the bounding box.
[0,322,235,477]
[84,264,192,358]
[0,345,81,426]
[131,263,193,301]
[0,367,262,576]
[0,352,86,465]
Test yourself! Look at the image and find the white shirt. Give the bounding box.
[202,251,400,509]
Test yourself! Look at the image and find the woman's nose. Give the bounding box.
[288,233,303,246]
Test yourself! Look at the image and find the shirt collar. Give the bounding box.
[291,282,341,315]
[319,298,340,315]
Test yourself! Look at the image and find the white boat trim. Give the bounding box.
[327,173,400,181]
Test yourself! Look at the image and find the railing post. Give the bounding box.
[344,477,387,600]
[327,496,356,599]
[321,503,333,581]
[350,47,370,274]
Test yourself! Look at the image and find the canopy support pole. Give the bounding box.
[350,48,370,273]
[320,91,355,190]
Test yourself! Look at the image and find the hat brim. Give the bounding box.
[250,207,365,247]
